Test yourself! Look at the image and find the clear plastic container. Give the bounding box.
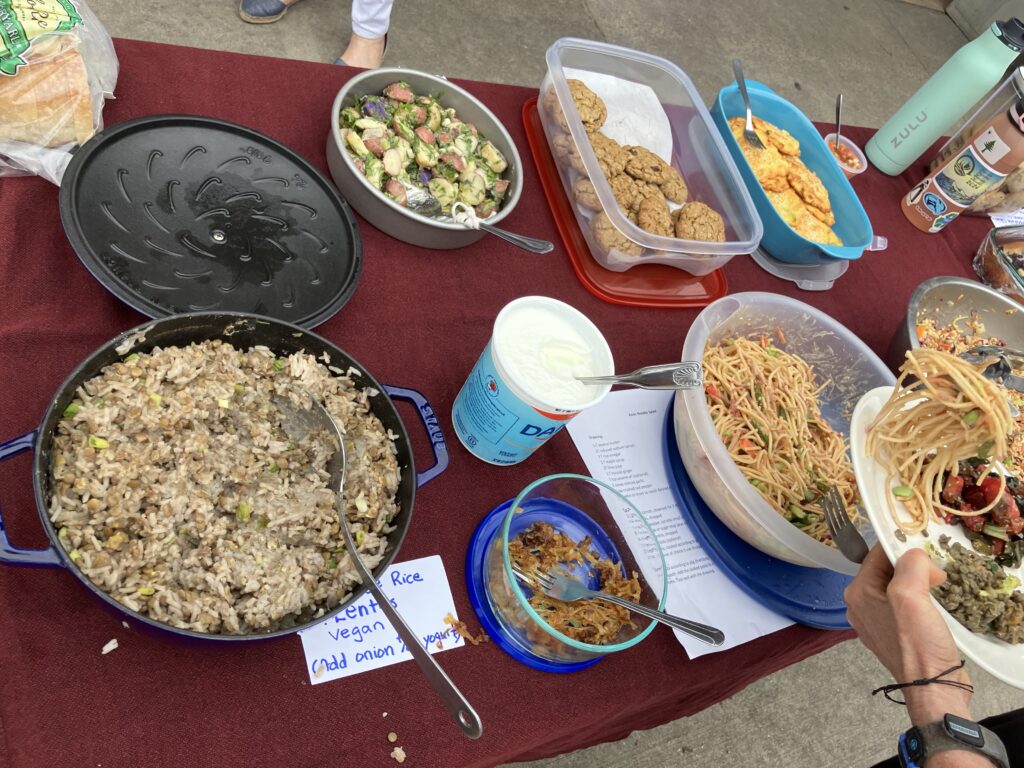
[538,38,762,276]
[974,226,1024,305]
[823,133,867,180]
[673,293,894,575]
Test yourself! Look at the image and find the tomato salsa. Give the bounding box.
[829,140,862,170]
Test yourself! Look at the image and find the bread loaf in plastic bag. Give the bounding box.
[0,0,117,184]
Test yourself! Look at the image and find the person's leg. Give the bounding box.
[337,0,393,68]
[238,0,302,24]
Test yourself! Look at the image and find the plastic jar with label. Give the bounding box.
[452,296,614,465]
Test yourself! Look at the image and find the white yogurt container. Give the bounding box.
[452,296,614,465]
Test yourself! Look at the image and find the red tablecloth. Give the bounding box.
[0,39,993,768]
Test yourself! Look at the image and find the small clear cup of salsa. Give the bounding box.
[823,133,866,179]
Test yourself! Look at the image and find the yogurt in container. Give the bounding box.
[453,296,614,465]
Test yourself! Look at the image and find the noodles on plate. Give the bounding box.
[866,348,1013,534]
[703,336,861,544]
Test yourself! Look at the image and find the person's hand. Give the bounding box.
[845,545,973,727]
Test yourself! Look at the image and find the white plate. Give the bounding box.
[850,386,1024,690]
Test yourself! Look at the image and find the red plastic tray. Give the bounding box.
[522,97,727,308]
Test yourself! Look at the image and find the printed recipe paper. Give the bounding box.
[567,389,792,658]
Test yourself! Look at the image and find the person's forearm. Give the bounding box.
[905,684,972,726]
[904,688,990,767]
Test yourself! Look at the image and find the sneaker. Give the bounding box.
[238,0,301,24]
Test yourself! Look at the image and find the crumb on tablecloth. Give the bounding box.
[387,732,398,743]
[101,639,118,655]
[390,746,406,763]
[443,612,489,645]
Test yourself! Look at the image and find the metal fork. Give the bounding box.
[821,484,868,564]
[511,565,725,646]
[732,59,766,150]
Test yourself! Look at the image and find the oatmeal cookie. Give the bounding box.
[637,195,673,237]
[573,178,602,212]
[592,212,644,258]
[659,166,688,204]
[674,202,725,242]
[567,79,607,132]
[541,88,567,131]
[552,132,587,175]
[623,145,669,184]
[633,181,666,211]
[608,173,639,212]
[589,132,627,177]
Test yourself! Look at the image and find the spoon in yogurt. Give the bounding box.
[577,362,703,390]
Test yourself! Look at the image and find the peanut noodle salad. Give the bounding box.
[703,334,862,544]
[509,522,641,645]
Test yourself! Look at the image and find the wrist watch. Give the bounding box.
[898,714,1010,768]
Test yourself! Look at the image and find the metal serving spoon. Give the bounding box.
[275,396,483,740]
[576,362,703,390]
[956,348,1022,420]
[960,346,1024,395]
[397,179,553,254]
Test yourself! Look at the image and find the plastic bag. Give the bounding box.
[0,0,118,185]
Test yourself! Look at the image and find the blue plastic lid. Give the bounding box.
[465,499,602,673]
[663,414,852,630]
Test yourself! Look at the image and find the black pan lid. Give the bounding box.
[59,115,362,328]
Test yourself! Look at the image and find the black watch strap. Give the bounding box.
[901,715,1010,768]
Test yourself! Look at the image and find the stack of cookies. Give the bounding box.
[542,79,727,263]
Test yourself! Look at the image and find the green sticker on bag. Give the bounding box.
[0,0,83,76]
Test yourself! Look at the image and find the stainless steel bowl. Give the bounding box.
[326,68,524,250]
[888,276,1024,370]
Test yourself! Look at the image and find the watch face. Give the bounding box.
[900,729,925,767]
[944,714,985,749]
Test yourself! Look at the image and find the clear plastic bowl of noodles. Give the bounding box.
[673,292,893,575]
[481,474,667,669]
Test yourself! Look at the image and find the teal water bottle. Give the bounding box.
[867,18,1024,176]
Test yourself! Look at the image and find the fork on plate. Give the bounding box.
[510,565,725,646]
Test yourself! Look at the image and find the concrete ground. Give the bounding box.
[87,0,1024,765]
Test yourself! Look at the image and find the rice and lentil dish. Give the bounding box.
[935,538,1023,644]
[48,340,400,635]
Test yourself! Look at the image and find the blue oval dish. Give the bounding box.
[711,81,873,265]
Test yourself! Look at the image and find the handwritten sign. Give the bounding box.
[298,555,465,684]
